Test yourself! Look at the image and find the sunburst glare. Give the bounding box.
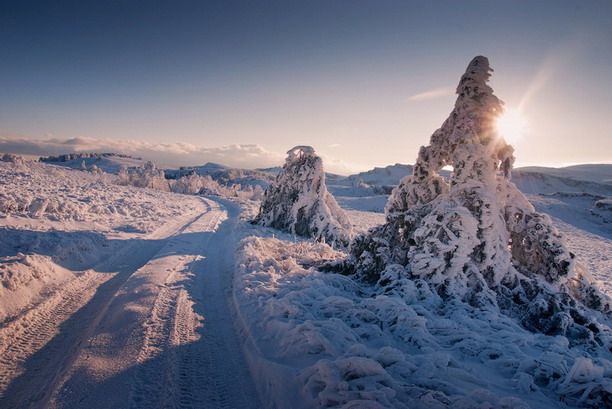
[496,107,528,145]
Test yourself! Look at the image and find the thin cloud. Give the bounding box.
[406,87,454,102]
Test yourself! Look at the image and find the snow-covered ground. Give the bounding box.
[1,155,610,409]
[0,159,260,408]
[234,165,612,408]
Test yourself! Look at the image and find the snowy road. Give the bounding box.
[0,197,261,409]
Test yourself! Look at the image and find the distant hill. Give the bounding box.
[164,162,230,179]
[38,153,612,199]
[514,164,612,185]
[344,163,413,186]
[512,169,612,196]
[256,166,282,176]
[337,163,612,195]
[39,153,147,173]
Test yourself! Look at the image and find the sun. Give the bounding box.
[496,107,527,145]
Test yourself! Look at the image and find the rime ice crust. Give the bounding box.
[351,57,611,343]
[255,146,353,247]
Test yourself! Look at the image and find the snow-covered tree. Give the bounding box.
[350,56,610,344]
[255,146,353,247]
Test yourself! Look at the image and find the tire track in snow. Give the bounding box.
[0,271,110,394]
[0,202,208,409]
[127,199,261,409]
[128,209,222,409]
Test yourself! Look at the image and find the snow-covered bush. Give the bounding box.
[255,146,353,247]
[116,161,171,191]
[349,56,611,347]
[168,172,265,200]
[0,161,200,225]
[591,198,612,223]
[1,153,27,170]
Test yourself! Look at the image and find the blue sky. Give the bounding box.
[1,1,611,173]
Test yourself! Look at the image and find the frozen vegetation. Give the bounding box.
[255,146,353,247]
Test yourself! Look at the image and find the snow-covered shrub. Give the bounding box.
[349,56,611,348]
[120,161,171,191]
[168,172,265,200]
[0,161,201,226]
[1,153,27,170]
[255,146,353,247]
[170,173,211,195]
[591,198,612,223]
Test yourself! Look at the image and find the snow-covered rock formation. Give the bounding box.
[255,146,353,247]
[350,56,611,345]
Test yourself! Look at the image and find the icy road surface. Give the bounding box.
[0,198,261,409]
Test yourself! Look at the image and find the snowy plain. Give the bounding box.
[0,154,610,408]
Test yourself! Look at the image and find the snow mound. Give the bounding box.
[255,146,353,247]
[349,56,611,348]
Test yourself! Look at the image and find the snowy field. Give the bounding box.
[0,158,260,408]
[234,194,612,409]
[0,155,610,408]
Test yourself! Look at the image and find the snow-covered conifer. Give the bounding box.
[351,56,611,344]
[255,146,353,247]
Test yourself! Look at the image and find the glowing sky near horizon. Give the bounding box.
[1,1,611,174]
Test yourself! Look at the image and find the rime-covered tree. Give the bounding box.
[256,146,353,247]
[351,56,610,344]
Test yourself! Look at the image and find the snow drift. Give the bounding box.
[255,146,353,247]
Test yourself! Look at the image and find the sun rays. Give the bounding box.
[496,107,528,145]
